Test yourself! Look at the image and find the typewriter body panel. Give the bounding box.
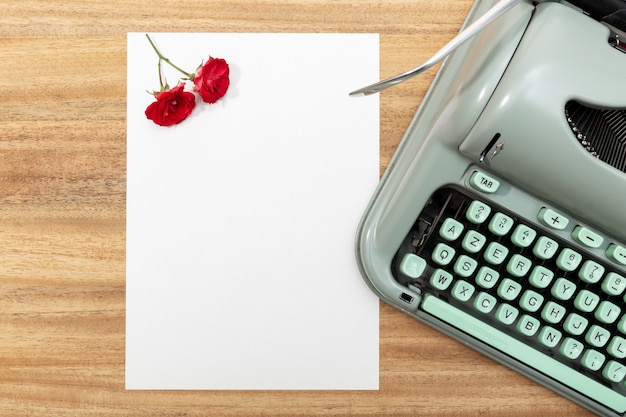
[356,1,626,415]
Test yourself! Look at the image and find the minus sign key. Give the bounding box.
[573,226,604,249]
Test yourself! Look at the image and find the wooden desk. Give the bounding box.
[0,1,595,416]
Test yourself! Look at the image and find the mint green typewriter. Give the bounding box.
[354,0,626,415]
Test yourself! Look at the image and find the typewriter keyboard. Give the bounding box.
[392,174,626,413]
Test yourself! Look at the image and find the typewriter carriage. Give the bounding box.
[457,3,626,240]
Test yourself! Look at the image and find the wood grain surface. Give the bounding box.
[0,1,595,416]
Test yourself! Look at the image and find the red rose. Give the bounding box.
[193,57,230,104]
[145,83,196,126]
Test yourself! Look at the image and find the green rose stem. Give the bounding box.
[145,34,194,90]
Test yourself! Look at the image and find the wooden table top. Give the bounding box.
[0,1,596,416]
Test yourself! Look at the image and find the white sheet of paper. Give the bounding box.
[126,33,380,390]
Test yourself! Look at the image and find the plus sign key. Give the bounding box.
[538,207,569,230]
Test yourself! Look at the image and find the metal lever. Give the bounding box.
[349,0,522,96]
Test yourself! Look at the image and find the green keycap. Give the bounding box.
[595,301,621,324]
[533,236,559,260]
[519,289,544,312]
[602,272,626,296]
[506,254,531,277]
[432,243,455,266]
[607,336,626,359]
[551,277,576,301]
[497,278,521,301]
[466,200,491,224]
[607,244,626,266]
[454,255,478,278]
[469,171,500,193]
[399,253,427,279]
[586,325,611,348]
[488,212,514,236]
[538,207,569,230]
[439,218,464,241]
[572,226,604,249]
[559,337,584,360]
[474,292,497,314]
[517,314,540,337]
[603,361,626,383]
[421,295,626,413]
[475,266,499,289]
[578,260,605,284]
[483,242,508,265]
[556,248,582,272]
[462,230,486,253]
[539,326,562,348]
[581,349,606,371]
[495,303,519,325]
[430,269,454,291]
[573,289,599,313]
[542,301,567,324]
[528,265,554,289]
[451,280,475,302]
[510,224,537,248]
[563,313,588,336]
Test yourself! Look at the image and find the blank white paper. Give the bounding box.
[126,33,379,390]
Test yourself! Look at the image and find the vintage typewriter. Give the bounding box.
[353,0,626,415]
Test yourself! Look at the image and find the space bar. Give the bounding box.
[421,294,626,414]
